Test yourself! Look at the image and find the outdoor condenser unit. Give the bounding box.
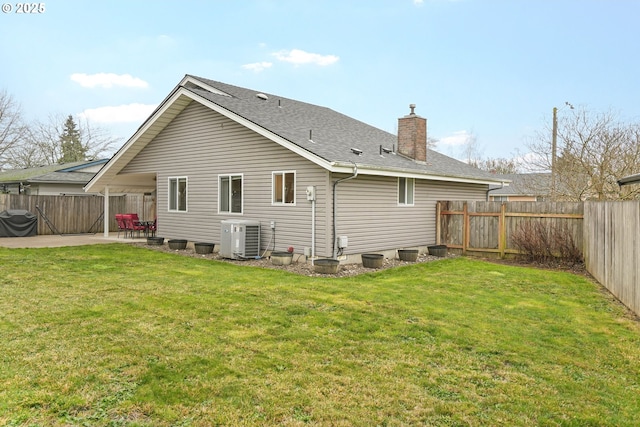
[220,219,261,259]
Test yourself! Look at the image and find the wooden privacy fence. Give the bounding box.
[0,194,155,235]
[584,201,640,316]
[437,201,584,258]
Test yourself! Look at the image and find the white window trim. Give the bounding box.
[168,176,188,212]
[218,173,244,215]
[398,177,415,206]
[271,170,296,206]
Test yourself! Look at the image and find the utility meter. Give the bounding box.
[306,186,316,201]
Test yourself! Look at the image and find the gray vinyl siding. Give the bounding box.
[120,100,488,257]
[333,175,487,254]
[122,101,331,255]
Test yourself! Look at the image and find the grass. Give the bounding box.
[1,243,639,426]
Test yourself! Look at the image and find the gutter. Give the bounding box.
[330,161,509,186]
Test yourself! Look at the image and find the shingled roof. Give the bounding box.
[184,75,502,184]
[488,173,550,197]
[87,75,507,194]
[0,159,107,184]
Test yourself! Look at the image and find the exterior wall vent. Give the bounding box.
[220,219,261,259]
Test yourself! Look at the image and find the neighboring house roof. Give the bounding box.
[488,173,550,197]
[86,75,507,193]
[0,159,108,185]
[618,172,640,186]
[27,171,98,185]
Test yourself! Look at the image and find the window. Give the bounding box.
[219,174,243,213]
[398,177,415,206]
[272,171,295,205]
[168,177,187,212]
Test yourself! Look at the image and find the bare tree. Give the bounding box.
[77,116,121,161]
[460,131,483,165]
[471,157,521,174]
[0,90,28,170]
[5,113,120,168]
[525,107,640,201]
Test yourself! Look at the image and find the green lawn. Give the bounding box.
[1,244,639,426]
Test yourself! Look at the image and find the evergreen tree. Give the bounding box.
[59,115,85,162]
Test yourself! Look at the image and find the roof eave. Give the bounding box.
[84,75,510,192]
[84,84,194,193]
[618,173,640,186]
[330,161,510,185]
[183,88,336,171]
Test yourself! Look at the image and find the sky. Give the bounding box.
[1,0,639,162]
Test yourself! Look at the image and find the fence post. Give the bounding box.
[499,202,506,259]
[436,201,441,245]
[463,202,469,255]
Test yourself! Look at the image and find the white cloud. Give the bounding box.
[70,73,149,89]
[242,62,273,72]
[272,49,339,66]
[78,103,157,123]
[413,0,424,5]
[440,130,474,147]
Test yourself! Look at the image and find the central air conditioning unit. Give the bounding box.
[220,219,261,259]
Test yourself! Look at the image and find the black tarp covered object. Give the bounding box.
[0,210,38,237]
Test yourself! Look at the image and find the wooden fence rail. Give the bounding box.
[0,194,155,235]
[437,201,584,258]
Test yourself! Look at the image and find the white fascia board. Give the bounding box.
[330,162,511,186]
[85,86,190,193]
[180,75,233,97]
[183,89,335,171]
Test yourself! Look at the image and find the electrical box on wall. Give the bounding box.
[306,186,316,201]
[337,235,348,249]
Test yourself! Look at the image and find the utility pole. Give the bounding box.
[550,102,573,202]
[551,107,558,201]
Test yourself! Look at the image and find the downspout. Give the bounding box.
[487,181,506,201]
[332,162,358,259]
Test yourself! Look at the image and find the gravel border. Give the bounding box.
[135,242,455,277]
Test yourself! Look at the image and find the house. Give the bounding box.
[488,173,550,202]
[618,173,640,186]
[0,159,108,196]
[85,75,507,262]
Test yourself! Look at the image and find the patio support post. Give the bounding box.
[103,186,110,237]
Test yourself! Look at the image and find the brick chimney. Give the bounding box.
[397,104,427,162]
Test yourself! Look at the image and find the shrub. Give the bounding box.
[511,220,583,266]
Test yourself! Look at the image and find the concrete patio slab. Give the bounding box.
[0,233,146,248]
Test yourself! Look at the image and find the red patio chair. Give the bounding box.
[147,218,157,237]
[123,214,145,238]
[115,214,128,238]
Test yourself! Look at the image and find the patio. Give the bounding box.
[0,233,147,248]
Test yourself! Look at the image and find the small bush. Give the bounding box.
[511,220,583,266]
